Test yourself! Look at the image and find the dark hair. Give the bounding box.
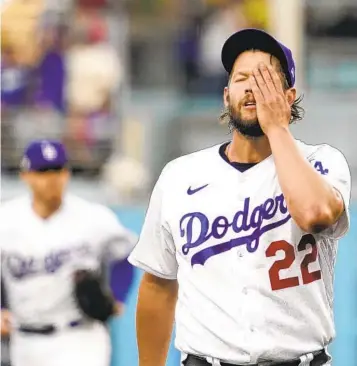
[222,53,305,125]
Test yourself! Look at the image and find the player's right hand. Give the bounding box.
[1,309,12,336]
[250,63,293,135]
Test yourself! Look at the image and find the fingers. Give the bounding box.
[251,63,288,104]
[249,75,264,103]
[256,63,276,94]
[253,63,285,96]
[252,66,269,98]
[266,64,285,94]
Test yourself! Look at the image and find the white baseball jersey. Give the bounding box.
[128,140,351,364]
[0,193,136,327]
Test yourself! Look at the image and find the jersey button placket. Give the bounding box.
[235,264,253,351]
[246,286,266,363]
[237,259,261,359]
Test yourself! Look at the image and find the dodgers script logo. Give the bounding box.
[6,244,93,280]
[180,193,291,266]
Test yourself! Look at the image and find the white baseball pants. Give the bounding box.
[10,322,111,366]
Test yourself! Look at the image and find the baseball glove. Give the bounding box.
[73,269,116,323]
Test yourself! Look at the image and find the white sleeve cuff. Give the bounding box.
[128,256,178,280]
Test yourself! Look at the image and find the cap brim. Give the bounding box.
[20,159,68,172]
[32,165,68,173]
[221,29,289,83]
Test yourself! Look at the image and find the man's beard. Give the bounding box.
[227,104,264,138]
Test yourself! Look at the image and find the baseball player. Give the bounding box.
[128,29,351,366]
[0,139,137,366]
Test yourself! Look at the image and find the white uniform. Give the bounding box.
[128,140,351,365]
[0,193,136,366]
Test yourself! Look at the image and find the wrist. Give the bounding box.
[265,125,290,141]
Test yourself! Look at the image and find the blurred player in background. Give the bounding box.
[0,139,137,366]
[129,29,351,366]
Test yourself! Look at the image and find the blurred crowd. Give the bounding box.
[176,0,268,95]
[2,0,357,177]
[1,0,124,172]
[306,2,357,38]
[0,0,270,198]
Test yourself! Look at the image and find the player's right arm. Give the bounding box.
[136,273,178,366]
[128,166,179,366]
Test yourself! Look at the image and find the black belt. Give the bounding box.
[186,349,329,366]
[18,320,84,335]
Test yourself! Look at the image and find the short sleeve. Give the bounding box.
[100,208,138,262]
[309,145,351,239]
[128,169,178,280]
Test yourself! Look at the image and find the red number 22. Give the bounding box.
[266,234,322,291]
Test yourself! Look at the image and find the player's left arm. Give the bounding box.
[108,259,135,314]
[97,208,138,312]
[251,63,351,235]
[268,133,350,235]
